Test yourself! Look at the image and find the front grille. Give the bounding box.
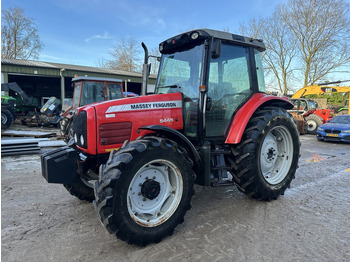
[99,122,132,145]
[72,111,87,148]
[325,129,341,134]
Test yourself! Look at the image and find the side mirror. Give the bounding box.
[211,39,221,59]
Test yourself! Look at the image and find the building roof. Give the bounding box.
[1,58,157,79]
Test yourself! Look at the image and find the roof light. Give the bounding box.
[191,32,199,40]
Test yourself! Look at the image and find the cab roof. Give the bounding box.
[72,76,123,83]
[159,28,266,53]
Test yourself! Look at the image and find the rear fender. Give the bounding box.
[225,93,293,144]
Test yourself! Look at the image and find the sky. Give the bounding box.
[2,0,283,67]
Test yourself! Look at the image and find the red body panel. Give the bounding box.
[313,109,333,123]
[225,93,292,144]
[78,93,184,155]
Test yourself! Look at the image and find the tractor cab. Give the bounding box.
[289,98,317,115]
[71,76,124,110]
[60,77,125,141]
[155,29,267,143]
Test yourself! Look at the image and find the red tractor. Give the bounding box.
[42,29,300,245]
[59,76,124,142]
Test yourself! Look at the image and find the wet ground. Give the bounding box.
[1,131,350,262]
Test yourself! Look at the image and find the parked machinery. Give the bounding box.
[289,81,350,134]
[42,29,300,245]
[59,76,124,142]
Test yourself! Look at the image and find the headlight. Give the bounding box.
[343,130,350,133]
[80,135,85,146]
[318,127,324,131]
[74,133,78,143]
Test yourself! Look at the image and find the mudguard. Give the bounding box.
[225,93,293,144]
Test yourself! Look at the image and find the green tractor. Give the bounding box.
[1,82,37,129]
[1,94,17,129]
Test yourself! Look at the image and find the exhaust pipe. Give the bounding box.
[141,42,151,96]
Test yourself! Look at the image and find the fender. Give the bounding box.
[225,93,293,144]
[139,125,203,176]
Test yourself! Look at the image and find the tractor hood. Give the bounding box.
[72,93,185,155]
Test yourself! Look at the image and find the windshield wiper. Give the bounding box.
[158,85,181,89]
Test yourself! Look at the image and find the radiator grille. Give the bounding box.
[99,122,132,145]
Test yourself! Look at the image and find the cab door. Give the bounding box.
[205,43,253,139]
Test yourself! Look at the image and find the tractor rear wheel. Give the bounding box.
[305,114,323,134]
[94,136,194,246]
[227,107,300,201]
[1,109,13,130]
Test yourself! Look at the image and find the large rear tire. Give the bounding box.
[227,107,300,201]
[94,136,194,246]
[1,109,13,130]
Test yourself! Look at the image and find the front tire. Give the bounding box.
[94,136,194,246]
[227,107,300,201]
[63,169,98,202]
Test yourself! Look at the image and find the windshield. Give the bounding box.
[156,44,204,99]
[72,83,82,108]
[308,100,317,110]
[106,83,123,100]
[331,115,350,124]
[81,81,104,106]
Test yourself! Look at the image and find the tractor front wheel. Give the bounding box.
[63,169,98,202]
[94,136,194,246]
[227,107,300,201]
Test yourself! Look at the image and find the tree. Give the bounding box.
[149,47,160,75]
[240,16,297,95]
[1,7,43,60]
[106,36,141,72]
[280,0,350,86]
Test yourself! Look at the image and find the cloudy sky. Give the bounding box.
[2,0,283,66]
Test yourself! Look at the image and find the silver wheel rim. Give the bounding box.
[307,120,317,132]
[2,114,7,124]
[127,159,183,227]
[260,125,293,185]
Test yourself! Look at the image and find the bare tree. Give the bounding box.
[1,7,43,60]
[280,0,350,86]
[263,11,298,95]
[106,36,141,72]
[240,16,297,95]
[149,47,160,75]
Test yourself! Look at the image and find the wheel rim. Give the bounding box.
[2,114,8,124]
[260,125,294,185]
[307,120,317,132]
[127,159,183,227]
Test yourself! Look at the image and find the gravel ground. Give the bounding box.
[1,132,350,262]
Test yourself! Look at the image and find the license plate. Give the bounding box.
[327,133,338,137]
